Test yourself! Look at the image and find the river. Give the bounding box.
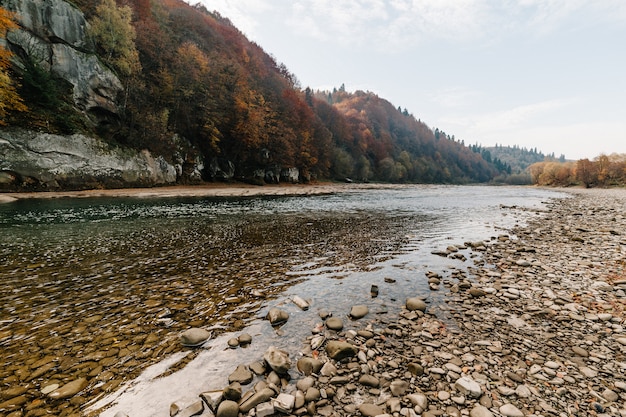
[0,185,566,416]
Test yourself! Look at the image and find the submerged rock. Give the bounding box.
[266,308,289,326]
[179,328,211,347]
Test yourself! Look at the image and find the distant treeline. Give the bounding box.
[529,154,626,187]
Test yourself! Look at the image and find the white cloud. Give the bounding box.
[200,0,272,38]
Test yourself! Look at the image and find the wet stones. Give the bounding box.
[179,328,211,347]
[325,341,357,361]
[48,377,88,400]
[265,308,289,326]
[349,304,368,319]
[325,317,344,331]
[406,297,427,312]
[228,365,253,385]
[263,346,291,375]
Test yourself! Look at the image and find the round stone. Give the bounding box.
[350,305,369,319]
[325,317,344,331]
[179,328,211,347]
[406,297,426,312]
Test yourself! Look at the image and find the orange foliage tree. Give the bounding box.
[0,6,27,125]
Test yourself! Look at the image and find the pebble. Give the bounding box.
[499,403,524,417]
[179,328,211,346]
[349,305,369,319]
[325,317,344,331]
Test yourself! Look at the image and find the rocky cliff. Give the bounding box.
[0,0,182,191]
[0,129,176,190]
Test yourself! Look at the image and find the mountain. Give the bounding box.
[0,0,508,190]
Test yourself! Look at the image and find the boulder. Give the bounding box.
[265,308,289,326]
[406,297,427,312]
[349,305,369,319]
[263,346,291,374]
[179,328,211,347]
[48,377,88,400]
[296,357,323,376]
[325,341,357,361]
[228,365,253,385]
[216,400,239,417]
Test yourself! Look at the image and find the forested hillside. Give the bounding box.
[1,0,508,186]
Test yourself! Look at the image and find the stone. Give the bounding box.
[455,376,482,398]
[48,377,88,400]
[406,393,428,412]
[358,403,385,417]
[469,288,486,297]
[239,388,275,413]
[406,297,427,312]
[469,405,494,417]
[256,402,274,417]
[296,376,315,392]
[178,400,204,417]
[571,346,589,357]
[325,317,344,331]
[499,403,523,417]
[325,341,357,361]
[266,308,289,326]
[408,362,424,375]
[390,379,409,396]
[350,305,369,319]
[292,296,310,310]
[228,365,253,385]
[249,361,266,375]
[297,357,323,375]
[264,346,291,374]
[227,337,239,348]
[304,387,321,402]
[200,390,223,411]
[320,362,337,376]
[238,333,252,345]
[358,374,379,387]
[180,328,211,347]
[216,400,239,417]
[602,388,619,402]
[222,382,242,401]
[273,393,295,413]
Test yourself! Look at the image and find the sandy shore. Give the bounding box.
[0,182,417,204]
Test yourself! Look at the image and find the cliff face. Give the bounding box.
[2,0,122,120]
[0,129,177,190]
[0,0,180,191]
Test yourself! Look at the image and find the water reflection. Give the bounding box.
[0,186,566,416]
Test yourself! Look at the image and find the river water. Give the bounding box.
[0,185,566,416]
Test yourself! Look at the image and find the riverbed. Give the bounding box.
[0,185,565,416]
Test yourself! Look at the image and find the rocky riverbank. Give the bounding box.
[137,188,626,417]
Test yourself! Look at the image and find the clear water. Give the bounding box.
[0,185,566,416]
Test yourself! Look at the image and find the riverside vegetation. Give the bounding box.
[66,188,625,417]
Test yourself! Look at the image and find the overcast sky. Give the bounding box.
[200,0,626,160]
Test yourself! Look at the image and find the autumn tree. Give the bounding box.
[89,0,141,78]
[0,7,27,125]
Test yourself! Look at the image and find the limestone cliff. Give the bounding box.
[0,0,181,190]
[0,129,177,190]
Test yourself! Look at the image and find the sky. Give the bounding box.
[200,0,626,160]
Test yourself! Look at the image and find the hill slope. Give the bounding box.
[1,0,507,189]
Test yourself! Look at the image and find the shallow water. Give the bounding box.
[0,185,566,416]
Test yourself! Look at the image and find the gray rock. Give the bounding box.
[256,402,274,417]
[297,357,323,376]
[180,328,211,347]
[222,382,242,401]
[469,405,494,417]
[228,365,253,385]
[266,308,289,326]
[178,400,204,417]
[349,305,369,319]
[358,374,379,387]
[358,403,384,417]
[499,403,523,417]
[455,376,482,398]
[273,393,295,413]
[200,390,223,412]
[390,379,408,396]
[48,377,88,400]
[216,400,239,417]
[263,346,291,374]
[406,297,427,312]
[325,317,344,331]
[406,393,428,412]
[239,388,275,413]
[325,341,357,361]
